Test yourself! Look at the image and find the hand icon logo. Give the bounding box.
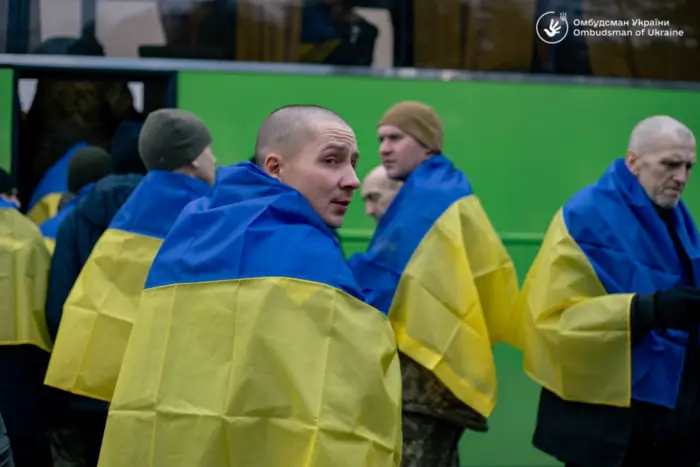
[543,19,561,37]
[536,11,569,44]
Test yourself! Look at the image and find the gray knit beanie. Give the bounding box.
[138,109,212,171]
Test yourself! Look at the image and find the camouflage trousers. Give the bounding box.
[400,412,463,467]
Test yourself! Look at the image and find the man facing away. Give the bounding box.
[360,164,402,222]
[348,101,520,467]
[39,146,112,253]
[519,115,700,467]
[97,105,402,467]
[44,109,216,466]
[0,169,53,467]
[43,123,148,467]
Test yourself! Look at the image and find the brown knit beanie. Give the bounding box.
[138,109,212,171]
[378,101,443,153]
[67,146,112,193]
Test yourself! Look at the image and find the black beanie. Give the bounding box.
[139,109,212,171]
[68,146,112,193]
[111,121,147,175]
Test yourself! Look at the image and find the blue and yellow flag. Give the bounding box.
[27,142,88,225]
[98,162,402,467]
[348,155,519,418]
[44,171,209,402]
[0,199,52,351]
[39,182,95,254]
[520,158,700,408]
[299,7,342,63]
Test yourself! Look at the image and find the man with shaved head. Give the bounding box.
[253,104,359,228]
[97,105,403,467]
[361,165,402,222]
[519,116,700,467]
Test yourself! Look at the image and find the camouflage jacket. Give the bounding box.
[400,353,488,429]
[400,353,488,467]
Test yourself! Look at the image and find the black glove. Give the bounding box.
[633,286,700,331]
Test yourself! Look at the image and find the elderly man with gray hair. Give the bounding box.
[519,115,700,467]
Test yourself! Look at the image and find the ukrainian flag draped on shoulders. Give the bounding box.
[39,182,95,254]
[27,141,88,224]
[0,199,52,351]
[98,162,402,467]
[520,158,700,408]
[348,155,519,418]
[44,170,210,402]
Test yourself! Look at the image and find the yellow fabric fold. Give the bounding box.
[0,208,52,351]
[44,237,55,255]
[28,193,62,225]
[389,195,519,418]
[519,209,633,406]
[44,228,163,401]
[99,278,402,467]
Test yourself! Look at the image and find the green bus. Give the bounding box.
[1,1,699,465]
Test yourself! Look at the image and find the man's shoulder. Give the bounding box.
[559,181,638,255]
[92,173,143,193]
[78,174,143,211]
[149,206,357,296]
[560,182,610,229]
[2,208,43,240]
[165,208,345,273]
[0,209,48,259]
[74,174,143,222]
[55,197,105,253]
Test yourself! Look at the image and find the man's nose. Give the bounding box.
[365,203,375,217]
[342,168,360,190]
[673,168,690,184]
[379,140,392,155]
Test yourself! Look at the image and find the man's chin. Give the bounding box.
[655,196,680,209]
[325,216,343,230]
[385,167,403,180]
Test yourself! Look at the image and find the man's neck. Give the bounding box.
[653,202,674,223]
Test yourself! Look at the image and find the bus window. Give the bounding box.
[237,0,302,63]
[12,0,699,82]
[583,0,700,82]
[412,0,537,71]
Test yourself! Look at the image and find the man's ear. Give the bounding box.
[625,150,640,175]
[264,154,283,180]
